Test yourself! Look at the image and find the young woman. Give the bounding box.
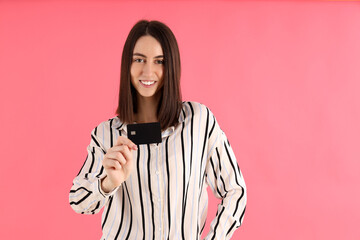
[69,20,246,240]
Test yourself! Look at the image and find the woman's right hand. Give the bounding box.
[101,136,138,193]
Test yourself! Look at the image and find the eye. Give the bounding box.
[155,59,164,64]
[133,58,145,63]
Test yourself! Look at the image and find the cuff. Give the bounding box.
[97,178,120,198]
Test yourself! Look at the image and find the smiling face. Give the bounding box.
[130,35,164,100]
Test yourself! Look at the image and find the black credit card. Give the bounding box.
[127,122,162,145]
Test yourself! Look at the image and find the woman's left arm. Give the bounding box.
[204,112,247,240]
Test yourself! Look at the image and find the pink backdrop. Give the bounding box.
[1,1,360,239]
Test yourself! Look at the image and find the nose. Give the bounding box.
[142,61,153,77]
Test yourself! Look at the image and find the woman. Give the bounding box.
[69,20,246,240]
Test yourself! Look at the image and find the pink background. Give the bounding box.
[1,1,360,239]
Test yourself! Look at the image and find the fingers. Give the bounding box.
[103,144,135,184]
[103,158,122,170]
[105,145,133,166]
[119,145,132,165]
[105,151,127,165]
[115,136,138,150]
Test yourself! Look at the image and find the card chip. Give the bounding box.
[131,131,136,135]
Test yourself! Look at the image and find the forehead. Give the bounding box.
[133,35,163,56]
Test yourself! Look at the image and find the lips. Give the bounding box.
[139,80,156,87]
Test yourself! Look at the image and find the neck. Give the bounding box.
[134,93,161,123]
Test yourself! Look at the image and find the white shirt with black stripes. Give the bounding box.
[69,101,247,240]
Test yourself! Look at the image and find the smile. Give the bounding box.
[140,80,156,86]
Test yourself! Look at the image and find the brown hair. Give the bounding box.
[116,20,182,130]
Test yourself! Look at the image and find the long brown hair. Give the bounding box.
[116,20,182,130]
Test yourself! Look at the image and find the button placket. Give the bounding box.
[156,143,166,239]
[151,143,164,239]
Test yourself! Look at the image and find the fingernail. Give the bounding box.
[133,145,138,150]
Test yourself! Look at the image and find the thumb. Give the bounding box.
[116,136,138,150]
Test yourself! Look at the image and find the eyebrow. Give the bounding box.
[133,53,164,58]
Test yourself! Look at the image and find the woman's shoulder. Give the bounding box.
[181,101,216,119]
[91,116,123,134]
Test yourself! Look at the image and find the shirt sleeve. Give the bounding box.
[69,126,119,215]
[204,112,247,240]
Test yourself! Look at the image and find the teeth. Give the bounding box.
[140,80,155,86]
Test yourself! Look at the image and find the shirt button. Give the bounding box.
[155,171,160,175]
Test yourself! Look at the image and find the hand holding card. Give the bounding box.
[101,136,137,193]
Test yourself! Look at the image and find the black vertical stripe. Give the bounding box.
[209,115,216,137]
[165,136,171,240]
[91,133,100,148]
[89,147,95,172]
[198,107,210,239]
[209,157,218,179]
[182,102,194,239]
[200,171,206,195]
[196,224,199,240]
[237,163,242,178]
[114,187,126,239]
[210,206,225,240]
[96,125,112,178]
[224,142,241,187]
[216,185,224,198]
[147,144,155,240]
[209,156,224,198]
[221,192,228,206]
[95,166,104,178]
[87,127,104,179]
[124,183,133,240]
[136,147,145,240]
[85,147,95,179]
[216,148,222,172]
[188,102,194,170]
[95,129,106,177]
[226,206,246,237]
[220,176,228,194]
[200,219,206,234]
[109,118,113,147]
[91,201,101,214]
[102,196,113,229]
[199,107,210,189]
[180,113,186,240]
[226,221,236,236]
[223,140,246,223]
[182,181,191,239]
[232,186,245,217]
[91,127,106,153]
[181,108,186,122]
[114,129,123,184]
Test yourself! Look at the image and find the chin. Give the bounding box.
[139,92,157,98]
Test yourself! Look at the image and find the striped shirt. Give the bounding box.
[69,101,247,240]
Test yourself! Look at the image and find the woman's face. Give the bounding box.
[130,35,164,100]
